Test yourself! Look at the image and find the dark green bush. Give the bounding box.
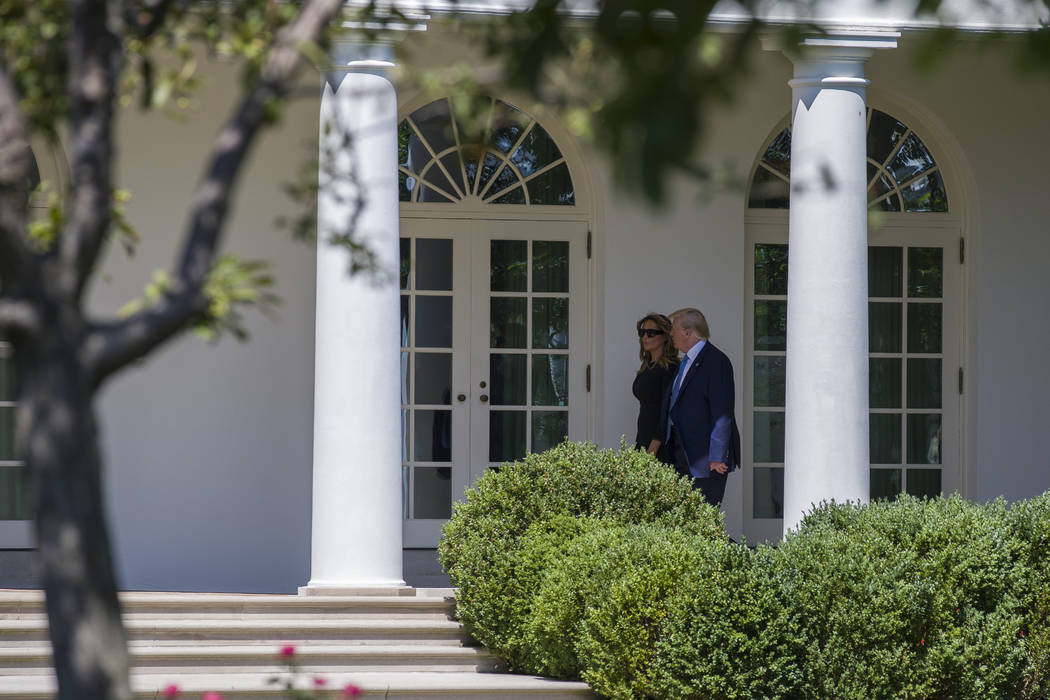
[437,441,724,669]
[1008,492,1050,698]
[774,495,1030,699]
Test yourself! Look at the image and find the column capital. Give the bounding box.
[762,29,899,70]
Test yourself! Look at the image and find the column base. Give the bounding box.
[298,581,412,597]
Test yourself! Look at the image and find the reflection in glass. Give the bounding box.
[868,302,902,353]
[413,467,452,519]
[440,152,465,194]
[0,406,16,461]
[489,100,527,153]
[908,303,942,353]
[906,469,941,499]
[400,296,410,346]
[533,241,569,293]
[490,354,527,406]
[907,358,941,409]
[533,298,569,349]
[415,296,453,348]
[754,244,788,295]
[422,164,457,200]
[753,411,785,463]
[753,467,784,518]
[888,132,935,183]
[415,239,453,291]
[532,411,568,453]
[754,356,786,407]
[400,410,408,463]
[907,414,942,465]
[869,358,902,409]
[411,98,457,155]
[869,247,902,297]
[400,352,410,404]
[870,413,902,464]
[490,298,527,348]
[754,301,787,351]
[901,170,948,212]
[908,248,943,298]
[867,110,908,166]
[510,125,563,176]
[399,238,410,289]
[491,240,527,292]
[414,410,452,462]
[761,129,791,176]
[525,163,575,205]
[870,468,902,502]
[415,353,452,405]
[402,465,409,519]
[418,185,453,203]
[490,410,526,462]
[748,166,790,209]
[533,355,568,406]
[475,153,503,195]
[486,163,520,200]
[492,186,526,204]
[399,170,414,202]
[869,192,902,212]
[0,466,29,520]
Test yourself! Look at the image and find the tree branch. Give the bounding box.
[86,0,345,385]
[124,0,186,40]
[0,65,34,287]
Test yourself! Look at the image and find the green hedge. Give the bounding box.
[440,443,1050,698]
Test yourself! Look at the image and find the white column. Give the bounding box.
[781,34,897,535]
[301,42,406,594]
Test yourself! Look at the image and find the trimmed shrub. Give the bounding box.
[438,441,724,670]
[773,495,1030,699]
[1008,491,1050,698]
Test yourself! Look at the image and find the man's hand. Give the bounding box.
[710,461,729,474]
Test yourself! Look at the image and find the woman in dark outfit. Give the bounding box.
[632,312,678,464]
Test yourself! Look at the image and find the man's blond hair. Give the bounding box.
[671,307,710,340]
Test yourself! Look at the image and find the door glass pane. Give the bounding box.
[532,355,568,406]
[867,110,908,166]
[754,356,786,407]
[901,171,948,213]
[415,353,452,405]
[754,244,788,295]
[413,467,452,519]
[491,240,527,292]
[415,239,453,291]
[870,414,901,464]
[906,469,941,499]
[908,248,943,298]
[889,133,935,183]
[0,406,15,461]
[532,298,568,349]
[533,241,569,293]
[869,358,902,409]
[0,466,29,520]
[414,410,451,462]
[400,296,410,346]
[907,414,942,465]
[753,411,785,463]
[907,358,941,409]
[869,247,902,298]
[490,298,527,348]
[400,238,410,290]
[400,352,410,403]
[415,297,453,348]
[525,163,575,205]
[532,411,568,453]
[907,303,942,353]
[868,302,902,353]
[490,354,526,405]
[400,409,408,462]
[490,410,526,462]
[0,357,13,401]
[870,468,902,501]
[754,301,787,351]
[753,467,784,518]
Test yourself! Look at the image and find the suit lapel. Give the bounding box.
[671,343,707,407]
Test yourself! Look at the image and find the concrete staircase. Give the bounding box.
[0,589,593,699]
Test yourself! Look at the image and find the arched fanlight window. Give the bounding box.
[748,108,948,213]
[398,97,575,206]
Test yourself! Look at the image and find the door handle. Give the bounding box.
[479,394,489,403]
[457,394,466,402]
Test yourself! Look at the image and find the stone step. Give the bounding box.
[0,617,472,646]
[0,671,595,699]
[0,643,507,675]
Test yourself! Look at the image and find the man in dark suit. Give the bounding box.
[659,307,741,506]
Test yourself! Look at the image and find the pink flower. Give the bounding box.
[313,676,328,688]
[161,685,180,699]
[279,644,296,659]
[201,694,224,700]
[344,683,363,698]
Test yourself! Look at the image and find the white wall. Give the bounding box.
[89,60,321,592]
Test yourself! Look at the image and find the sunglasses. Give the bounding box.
[637,328,665,338]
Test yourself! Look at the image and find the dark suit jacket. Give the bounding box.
[659,341,741,479]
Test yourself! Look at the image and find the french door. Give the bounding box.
[744,220,963,544]
[399,218,588,547]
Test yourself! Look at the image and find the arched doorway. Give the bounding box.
[744,107,964,543]
[396,96,592,546]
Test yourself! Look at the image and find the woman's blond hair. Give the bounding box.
[636,313,676,372]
